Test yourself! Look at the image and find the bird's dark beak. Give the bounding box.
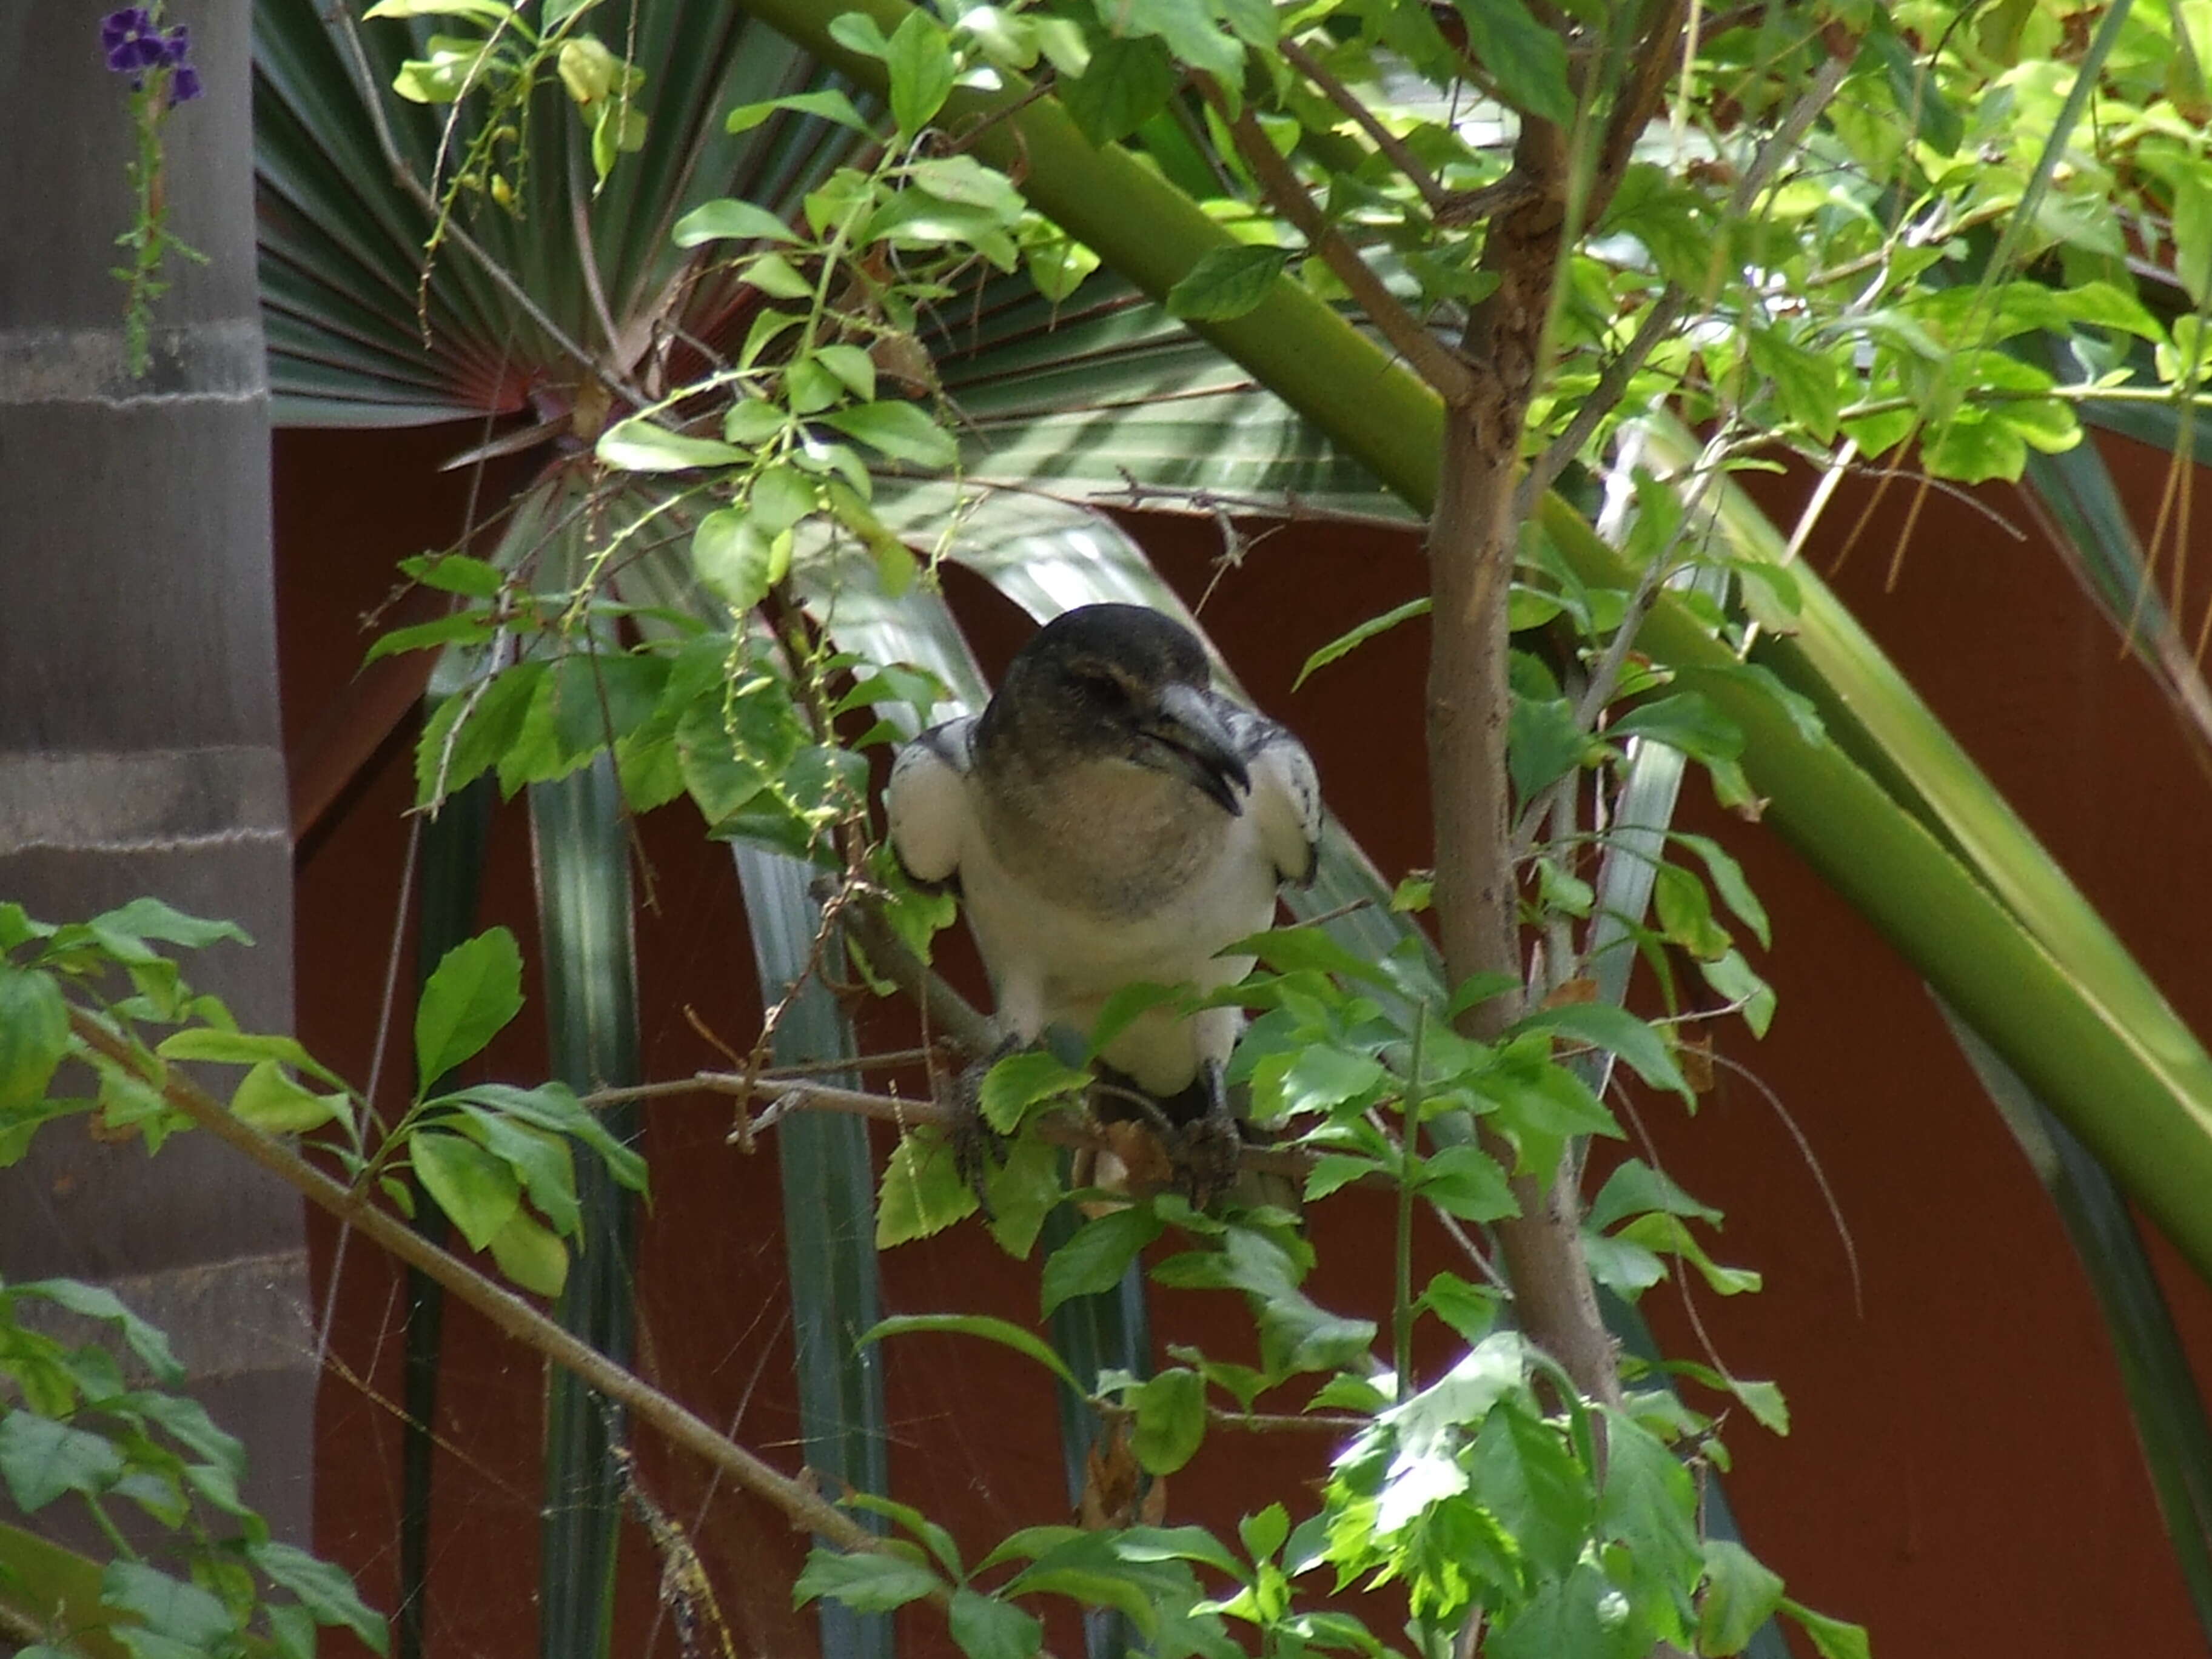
[1141,682,1250,814]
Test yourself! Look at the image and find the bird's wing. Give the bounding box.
[1222,703,1321,888]
[885,716,977,887]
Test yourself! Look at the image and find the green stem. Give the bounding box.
[1393,1002,1426,1402]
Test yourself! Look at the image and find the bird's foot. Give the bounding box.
[951,1040,1020,1215]
[1170,1110,1242,1212]
[1168,1059,1242,1212]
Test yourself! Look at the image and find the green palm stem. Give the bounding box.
[531,756,645,1659]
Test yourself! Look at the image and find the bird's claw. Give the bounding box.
[951,1047,1015,1216]
[1170,1109,1242,1212]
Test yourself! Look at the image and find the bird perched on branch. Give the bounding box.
[885,603,1321,1202]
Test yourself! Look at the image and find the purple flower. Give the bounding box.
[161,25,190,65]
[100,7,165,74]
[167,62,202,104]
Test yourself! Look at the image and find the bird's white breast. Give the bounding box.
[958,758,1278,1091]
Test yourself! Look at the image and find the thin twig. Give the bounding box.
[1278,36,1452,215]
[70,1009,901,1577]
[1208,90,1477,406]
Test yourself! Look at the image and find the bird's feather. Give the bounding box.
[883,606,1322,1101]
[883,716,975,889]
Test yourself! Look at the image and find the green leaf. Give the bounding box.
[595,417,745,472]
[1238,1503,1288,1564]
[1510,1002,1689,1098]
[1780,1600,1870,1659]
[0,1411,124,1512]
[157,1027,321,1073]
[793,1547,945,1613]
[92,897,251,952]
[1275,1045,1384,1116]
[414,928,524,1085]
[1166,246,1289,322]
[671,198,799,247]
[1132,1367,1207,1473]
[0,966,70,1113]
[824,401,958,468]
[979,1050,1091,1134]
[248,1541,389,1650]
[2176,173,2212,306]
[1587,1158,1719,1232]
[101,1561,235,1647]
[1060,35,1178,145]
[725,89,871,134]
[1746,327,1842,442]
[862,1313,1083,1390]
[984,1133,1063,1259]
[230,1061,347,1135]
[842,1492,964,1578]
[1453,0,1574,124]
[15,1279,184,1384]
[1415,1144,1517,1222]
[1697,1539,1785,1655]
[410,1128,522,1252]
[1304,1153,1381,1201]
[1296,598,1431,689]
[1673,833,1770,949]
[400,551,504,597]
[692,509,789,611]
[488,1208,569,1296]
[1042,1205,1163,1314]
[886,10,957,139]
[949,1587,1043,1659]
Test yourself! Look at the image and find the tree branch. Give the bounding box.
[1278,36,1452,217]
[69,1010,902,1577]
[1209,91,1478,406]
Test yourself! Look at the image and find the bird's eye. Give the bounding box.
[1070,666,1127,703]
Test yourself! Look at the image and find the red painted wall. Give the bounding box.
[275,423,2212,1657]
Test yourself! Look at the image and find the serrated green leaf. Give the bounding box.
[248,1541,388,1649]
[0,1412,124,1512]
[877,1131,979,1245]
[978,1050,1091,1133]
[1696,1538,1785,1654]
[1453,0,1574,123]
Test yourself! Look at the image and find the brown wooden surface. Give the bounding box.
[276,423,2212,1657]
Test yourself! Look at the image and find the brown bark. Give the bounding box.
[1426,120,1623,1406]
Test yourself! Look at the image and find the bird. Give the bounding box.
[884,602,1321,1202]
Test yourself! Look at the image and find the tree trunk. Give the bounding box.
[0,0,313,1542]
[1427,128,1622,1407]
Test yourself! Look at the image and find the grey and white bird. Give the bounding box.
[885,603,1321,1193]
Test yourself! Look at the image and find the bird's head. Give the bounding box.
[980,604,1252,815]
